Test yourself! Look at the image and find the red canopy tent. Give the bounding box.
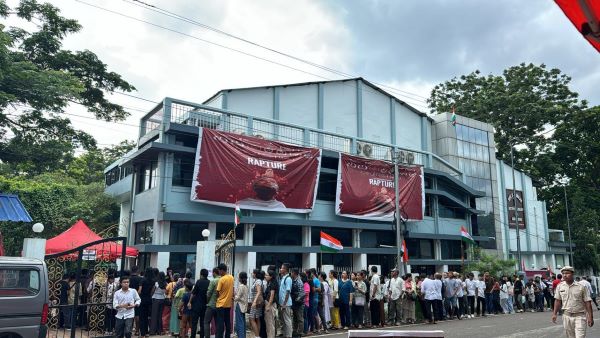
[555,0,600,52]
[45,219,138,259]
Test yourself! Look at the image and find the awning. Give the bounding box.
[0,194,32,222]
[45,220,138,259]
[555,0,600,52]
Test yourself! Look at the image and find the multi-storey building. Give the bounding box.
[104,78,570,276]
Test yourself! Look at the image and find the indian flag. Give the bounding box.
[460,226,475,245]
[450,107,457,126]
[234,204,242,226]
[320,231,343,253]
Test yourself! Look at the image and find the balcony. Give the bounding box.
[138,97,463,179]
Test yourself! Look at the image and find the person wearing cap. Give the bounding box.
[552,266,594,337]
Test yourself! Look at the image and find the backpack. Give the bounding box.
[291,278,305,306]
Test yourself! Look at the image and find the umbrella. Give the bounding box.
[555,0,600,52]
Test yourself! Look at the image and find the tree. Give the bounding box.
[67,140,135,185]
[467,249,516,278]
[0,0,135,176]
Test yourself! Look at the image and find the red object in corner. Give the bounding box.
[555,0,600,52]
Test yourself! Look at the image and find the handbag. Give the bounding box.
[354,296,365,306]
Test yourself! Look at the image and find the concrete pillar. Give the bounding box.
[156,252,170,272]
[308,253,317,269]
[196,241,216,280]
[22,238,46,260]
[353,254,366,271]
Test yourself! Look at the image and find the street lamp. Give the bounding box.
[202,229,210,240]
[561,182,574,266]
[510,146,523,272]
[393,150,406,276]
[32,222,44,234]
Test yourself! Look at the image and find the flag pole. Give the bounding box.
[461,241,465,273]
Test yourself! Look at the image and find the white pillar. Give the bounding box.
[22,238,46,260]
[308,253,317,269]
[156,252,170,272]
[196,241,216,280]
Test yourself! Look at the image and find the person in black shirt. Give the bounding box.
[138,267,155,337]
[189,269,210,338]
[128,266,143,335]
[513,275,524,313]
[58,273,72,329]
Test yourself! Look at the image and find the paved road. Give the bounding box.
[312,310,600,338]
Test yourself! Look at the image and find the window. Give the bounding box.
[174,134,198,148]
[441,240,463,260]
[556,255,565,267]
[311,228,352,247]
[366,254,397,276]
[172,154,194,187]
[438,197,466,219]
[360,230,395,248]
[406,238,434,259]
[256,253,302,269]
[253,224,302,246]
[134,220,153,244]
[216,223,244,240]
[169,253,196,276]
[0,268,40,297]
[137,253,151,272]
[137,160,158,193]
[316,173,336,201]
[105,166,121,186]
[424,195,433,217]
[424,177,433,189]
[170,222,207,245]
[318,253,352,268]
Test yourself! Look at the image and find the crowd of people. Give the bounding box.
[55,262,600,338]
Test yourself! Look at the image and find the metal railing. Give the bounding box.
[139,97,463,179]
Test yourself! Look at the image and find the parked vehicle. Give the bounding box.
[0,257,48,338]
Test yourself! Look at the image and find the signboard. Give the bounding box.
[335,153,424,221]
[82,249,96,261]
[191,128,321,213]
[507,189,526,229]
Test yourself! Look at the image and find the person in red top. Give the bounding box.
[552,274,562,293]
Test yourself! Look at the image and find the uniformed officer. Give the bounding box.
[552,266,594,337]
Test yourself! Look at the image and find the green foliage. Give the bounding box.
[0,0,135,176]
[467,249,517,278]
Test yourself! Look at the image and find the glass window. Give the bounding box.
[169,253,196,276]
[406,238,434,259]
[469,127,476,143]
[256,253,302,269]
[366,254,397,276]
[172,154,194,187]
[137,160,158,193]
[424,194,433,217]
[134,220,153,244]
[438,197,466,219]
[457,140,463,157]
[441,240,463,259]
[470,143,477,160]
[0,268,40,297]
[254,224,302,246]
[317,173,337,201]
[456,125,464,140]
[556,255,565,267]
[318,253,352,268]
[216,223,244,240]
[136,253,151,272]
[360,230,395,248]
[311,228,352,247]
[170,222,207,245]
[424,177,433,189]
[476,129,484,145]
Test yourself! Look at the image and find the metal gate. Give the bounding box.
[45,237,127,338]
[215,229,235,271]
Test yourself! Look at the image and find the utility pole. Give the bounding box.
[393,151,406,276]
[510,146,522,271]
[563,184,574,266]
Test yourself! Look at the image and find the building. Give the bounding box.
[104,78,570,276]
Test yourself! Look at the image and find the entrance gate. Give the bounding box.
[45,237,127,338]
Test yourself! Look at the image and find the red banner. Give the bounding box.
[191,128,321,213]
[335,153,424,221]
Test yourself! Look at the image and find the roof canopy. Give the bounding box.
[556,0,600,52]
[0,194,32,222]
[45,220,138,259]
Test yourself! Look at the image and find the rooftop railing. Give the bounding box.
[140,97,463,179]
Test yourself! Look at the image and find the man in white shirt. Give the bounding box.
[465,273,477,318]
[113,276,141,338]
[476,275,486,317]
[421,273,443,324]
[386,268,402,325]
[369,266,382,326]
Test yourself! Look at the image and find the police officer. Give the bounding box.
[552,266,594,337]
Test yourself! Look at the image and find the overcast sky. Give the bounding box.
[9,0,599,147]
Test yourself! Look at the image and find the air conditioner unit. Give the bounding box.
[183,110,221,129]
[394,150,416,165]
[356,141,373,158]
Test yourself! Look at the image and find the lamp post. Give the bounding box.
[393,150,406,276]
[562,184,574,266]
[510,146,523,271]
[202,229,211,240]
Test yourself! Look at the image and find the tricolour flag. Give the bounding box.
[460,226,475,245]
[402,239,409,263]
[320,231,343,253]
[450,107,457,126]
[234,204,242,226]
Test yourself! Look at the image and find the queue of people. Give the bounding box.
[56,262,600,338]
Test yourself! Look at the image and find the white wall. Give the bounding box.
[227,88,273,120]
[323,81,357,136]
[362,87,391,143]
[279,85,318,128]
[394,101,423,151]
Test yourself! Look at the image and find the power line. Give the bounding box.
[72,0,431,110]
[124,0,430,102]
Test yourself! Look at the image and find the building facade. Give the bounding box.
[104,78,569,276]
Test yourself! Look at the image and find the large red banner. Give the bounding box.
[335,153,424,221]
[191,128,321,213]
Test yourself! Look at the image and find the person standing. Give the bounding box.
[401,274,416,324]
[128,266,143,336]
[264,270,278,338]
[328,270,341,330]
[249,269,264,338]
[386,269,402,326]
[465,273,477,318]
[279,263,293,338]
[290,268,305,338]
[189,269,209,338]
[215,263,234,338]
[138,267,155,337]
[368,266,381,327]
[351,272,367,329]
[476,275,486,317]
[552,266,594,338]
[338,271,353,330]
[421,273,442,324]
[150,271,167,335]
[113,276,141,338]
[180,280,194,338]
[513,275,524,313]
[204,267,221,338]
[234,272,249,338]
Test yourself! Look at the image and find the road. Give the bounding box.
[313,310,600,338]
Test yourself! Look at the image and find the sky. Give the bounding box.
[7,0,600,147]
